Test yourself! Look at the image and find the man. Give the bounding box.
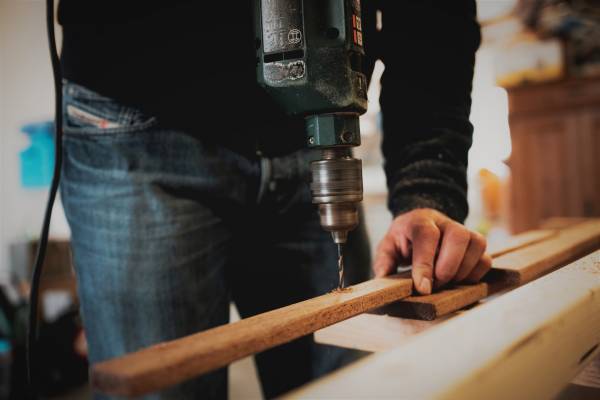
[58,1,491,398]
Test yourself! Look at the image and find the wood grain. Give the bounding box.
[384,219,600,320]
[487,229,557,257]
[493,219,600,285]
[314,313,450,353]
[289,251,600,400]
[91,275,412,397]
[379,281,489,321]
[539,217,590,229]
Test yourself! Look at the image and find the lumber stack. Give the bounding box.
[486,229,557,257]
[90,219,600,396]
[289,250,600,400]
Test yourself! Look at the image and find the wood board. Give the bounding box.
[492,219,600,285]
[487,229,557,257]
[384,219,600,320]
[539,217,590,230]
[91,274,413,397]
[289,251,600,400]
[314,313,449,353]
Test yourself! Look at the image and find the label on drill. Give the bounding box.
[264,60,306,83]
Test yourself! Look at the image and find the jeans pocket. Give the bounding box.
[62,81,157,136]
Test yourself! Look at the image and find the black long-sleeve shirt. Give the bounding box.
[58,0,481,222]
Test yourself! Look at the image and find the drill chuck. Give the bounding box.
[310,148,363,244]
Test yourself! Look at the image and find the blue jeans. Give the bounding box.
[60,82,371,399]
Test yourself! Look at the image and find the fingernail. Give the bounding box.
[420,278,432,295]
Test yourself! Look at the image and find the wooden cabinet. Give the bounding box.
[507,77,600,233]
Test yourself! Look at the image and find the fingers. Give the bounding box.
[465,254,493,283]
[454,232,487,282]
[372,208,491,296]
[373,234,398,278]
[407,220,440,295]
[433,221,471,288]
[374,227,410,277]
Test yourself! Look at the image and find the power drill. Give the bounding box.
[254,0,368,287]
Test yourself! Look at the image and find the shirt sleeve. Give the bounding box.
[363,1,481,222]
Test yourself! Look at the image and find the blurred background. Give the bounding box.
[358,0,600,254]
[0,0,599,398]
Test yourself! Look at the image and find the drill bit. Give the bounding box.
[337,243,345,290]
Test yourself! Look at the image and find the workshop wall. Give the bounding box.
[0,0,69,283]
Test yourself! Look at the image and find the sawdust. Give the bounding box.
[331,287,353,294]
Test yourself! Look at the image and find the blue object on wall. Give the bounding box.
[19,121,55,188]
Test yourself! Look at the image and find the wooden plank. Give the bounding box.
[380,280,489,321]
[91,275,413,397]
[539,217,589,230]
[385,219,600,320]
[288,251,600,400]
[487,229,557,258]
[493,219,600,285]
[572,352,600,389]
[314,313,449,353]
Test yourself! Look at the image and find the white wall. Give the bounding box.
[0,0,68,283]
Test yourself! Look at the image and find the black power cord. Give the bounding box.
[26,0,63,395]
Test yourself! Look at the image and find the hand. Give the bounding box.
[373,208,492,295]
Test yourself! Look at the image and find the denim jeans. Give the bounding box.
[60,81,371,399]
